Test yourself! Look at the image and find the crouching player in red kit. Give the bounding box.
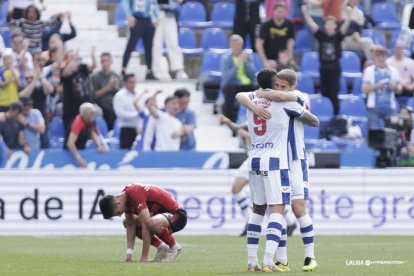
[99,183,187,262]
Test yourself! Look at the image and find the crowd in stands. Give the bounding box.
[1,0,414,167]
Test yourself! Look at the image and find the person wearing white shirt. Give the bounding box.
[113,73,140,149]
[144,95,183,151]
[362,46,402,129]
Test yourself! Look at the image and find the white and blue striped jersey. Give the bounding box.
[288,90,310,161]
[247,92,306,171]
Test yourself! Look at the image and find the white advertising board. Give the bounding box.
[0,169,413,235]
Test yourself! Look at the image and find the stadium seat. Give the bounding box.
[339,96,367,119]
[305,125,320,139]
[352,77,363,96]
[113,119,120,139]
[371,2,401,30]
[252,52,263,71]
[179,2,211,29]
[178,28,203,56]
[237,104,247,124]
[244,33,252,50]
[210,2,235,29]
[296,74,315,94]
[135,39,144,53]
[339,76,348,95]
[200,28,228,50]
[294,29,312,56]
[95,117,109,138]
[48,116,65,140]
[312,140,338,151]
[361,29,385,46]
[300,52,320,80]
[0,27,10,47]
[340,51,362,80]
[200,49,226,82]
[0,1,8,26]
[113,3,127,28]
[406,97,414,110]
[309,95,333,124]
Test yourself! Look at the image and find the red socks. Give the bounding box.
[157,227,176,247]
[136,227,162,247]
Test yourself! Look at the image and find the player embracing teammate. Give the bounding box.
[236,69,319,272]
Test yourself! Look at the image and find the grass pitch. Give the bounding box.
[0,235,412,275]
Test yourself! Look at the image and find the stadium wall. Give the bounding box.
[0,169,413,236]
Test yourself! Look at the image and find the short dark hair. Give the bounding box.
[123,73,135,82]
[274,3,286,10]
[174,88,190,98]
[101,52,112,59]
[256,68,277,89]
[164,96,177,106]
[24,5,41,21]
[9,101,23,112]
[99,195,116,219]
[277,69,297,87]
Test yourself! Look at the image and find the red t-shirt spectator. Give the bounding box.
[67,114,97,149]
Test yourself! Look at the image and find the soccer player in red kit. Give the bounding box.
[99,183,187,262]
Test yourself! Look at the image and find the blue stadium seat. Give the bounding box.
[179,1,211,29]
[210,2,235,29]
[135,39,144,53]
[312,140,338,151]
[300,52,320,80]
[339,76,347,95]
[244,33,252,50]
[296,74,315,94]
[339,96,367,119]
[252,52,263,71]
[309,95,333,124]
[95,117,109,138]
[340,51,362,80]
[406,97,414,110]
[178,28,203,56]
[48,116,65,139]
[371,2,401,30]
[352,77,363,96]
[0,1,8,26]
[113,3,127,28]
[305,125,320,139]
[388,30,412,56]
[0,27,10,47]
[361,29,385,46]
[200,28,228,50]
[294,29,312,56]
[200,49,226,82]
[113,119,120,139]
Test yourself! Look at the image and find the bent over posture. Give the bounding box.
[99,183,187,262]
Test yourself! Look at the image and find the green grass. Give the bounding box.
[0,236,412,275]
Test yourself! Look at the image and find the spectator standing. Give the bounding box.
[92,52,122,130]
[0,50,22,112]
[42,11,77,51]
[256,3,295,69]
[301,4,351,115]
[386,42,414,97]
[65,102,107,168]
[221,35,256,123]
[342,0,373,60]
[233,0,261,52]
[113,73,140,149]
[10,33,33,71]
[19,53,53,120]
[305,0,343,20]
[144,95,183,151]
[19,96,45,150]
[121,0,159,80]
[363,46,402,129]
[61,48,96,134]
[9,5,58,52]
[174,88,196,150]
[0,101,31,155]
[152,0,188,80]
[265,0,291,20]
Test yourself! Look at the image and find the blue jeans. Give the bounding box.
[367,107,397,129]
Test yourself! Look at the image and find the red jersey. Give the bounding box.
[123,184,179,215]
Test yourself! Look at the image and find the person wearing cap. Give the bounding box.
[0,101,31,156]
[386,41,414,97]
[0,49,22,112]
[363,46,402,129]
[19,97,45,150]
[65,102,107,168]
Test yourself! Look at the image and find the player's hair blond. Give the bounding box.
[277,69,297,87]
